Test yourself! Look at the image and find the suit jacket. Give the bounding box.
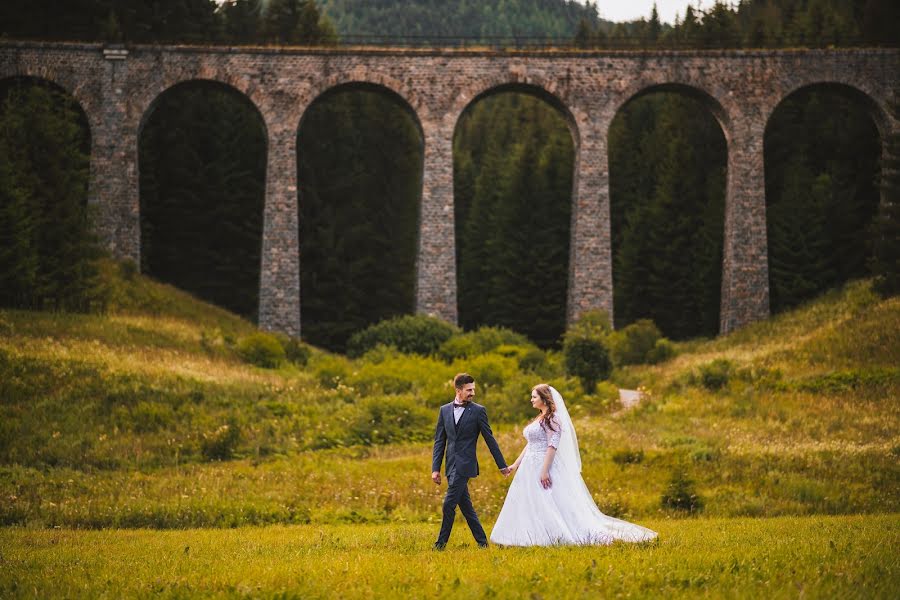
[432,401,506,479]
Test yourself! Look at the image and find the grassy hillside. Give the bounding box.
[1,263,898,528]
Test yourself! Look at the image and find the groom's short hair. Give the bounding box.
[454,373,475,389]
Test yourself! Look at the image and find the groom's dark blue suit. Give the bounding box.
[432,401,507,547]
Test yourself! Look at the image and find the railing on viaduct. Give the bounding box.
[1,41,897,337]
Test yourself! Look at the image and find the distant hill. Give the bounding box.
[316,0,616,41]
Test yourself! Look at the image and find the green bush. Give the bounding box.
[130,401,175,433]
[563,334,612,393]
[437,326,531,361]
[646,337,676,364]
[201,418,242,461]
[312,355,352,389]
[462,354,519,390]
[346,315,458,358]
[237,333,286,368]
[661,466,704,513]
[698,359,733,391]
[348,362,415,395]
[518,347,547,373]
[275,335,311,366]
[347,395,433,445]
[566,310,613,338]
[609,319,663,366]
[612,448,645,465]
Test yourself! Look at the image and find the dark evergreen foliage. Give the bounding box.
[765,86,881,313]
[318,0,607,41]
[0,79,103,311]
[139,83,267,321]
[609,93,726,339]
[297,88,423,351]
[454,93,574,348]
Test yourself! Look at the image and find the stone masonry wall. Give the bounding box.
[2,42,897,337]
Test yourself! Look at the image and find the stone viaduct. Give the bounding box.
[1,41,897,337]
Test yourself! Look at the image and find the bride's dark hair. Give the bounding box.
[532,384,558,432]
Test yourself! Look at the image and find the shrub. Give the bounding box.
[359,344,402,364]
[518,347,547,373]
[698,359,733,391]
[346,315,458,358]
[563,334,612,393]
[274,335,311,366]
[566,310,613,338]
[612,448,645,465]
[347,395,433,445]
[437,326,531,361]
[312,355,352,389]
[348,362,415,395]
[463,354,519,389]
[609,319,663,366]
[201,418,242,461]
[661,466,704,513]
[646,337,676,364]
[237,333,286,368]
[130,401,175,433]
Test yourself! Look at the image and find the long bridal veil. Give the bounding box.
[544,385,658,544]
[549,386,581,472]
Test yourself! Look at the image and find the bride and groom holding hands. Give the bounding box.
[431,373,657,549]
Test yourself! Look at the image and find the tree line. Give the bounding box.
[0,0,895,351]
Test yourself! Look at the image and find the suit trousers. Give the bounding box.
[436,465,487,546]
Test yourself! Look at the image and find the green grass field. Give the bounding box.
[1,265,899,597]
[2,515,898,598]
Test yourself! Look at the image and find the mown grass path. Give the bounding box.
[2,514,898,598]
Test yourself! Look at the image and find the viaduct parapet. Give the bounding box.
[2,42,897,337]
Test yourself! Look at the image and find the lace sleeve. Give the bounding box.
[547,417,562,449]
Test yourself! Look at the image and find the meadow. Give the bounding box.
[1,264,898,597]
[2,516,899,599]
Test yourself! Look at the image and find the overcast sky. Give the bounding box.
[589,1,711,25]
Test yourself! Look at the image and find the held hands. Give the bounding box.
[501,464,518,478]
[431,471,441,485]
[540,470,552,489]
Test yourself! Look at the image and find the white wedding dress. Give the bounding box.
[490,387,657,546]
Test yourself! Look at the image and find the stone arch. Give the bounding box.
[0,75,94,146]
[298,78,425,144]
[765,81,889,142]
[450,81,581,151]
[610,82,733,144]
[137,78,268,142]
[0,64,101,135]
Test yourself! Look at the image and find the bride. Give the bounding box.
[490,383,657,546]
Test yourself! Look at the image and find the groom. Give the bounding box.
[431,372,509,549]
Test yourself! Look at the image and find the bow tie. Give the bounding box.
[453,402,468,408]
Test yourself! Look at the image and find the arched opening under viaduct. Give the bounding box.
[453,84,576,348]
[138,80,267,322]
[764,83,882,314]
[609,84,728,340]
[0,76,95,310]
[297,83,424,352]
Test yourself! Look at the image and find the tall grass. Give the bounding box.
[1,515,898,599]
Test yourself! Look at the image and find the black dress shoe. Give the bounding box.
[477,542,489,548]
[432,542,446,551]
